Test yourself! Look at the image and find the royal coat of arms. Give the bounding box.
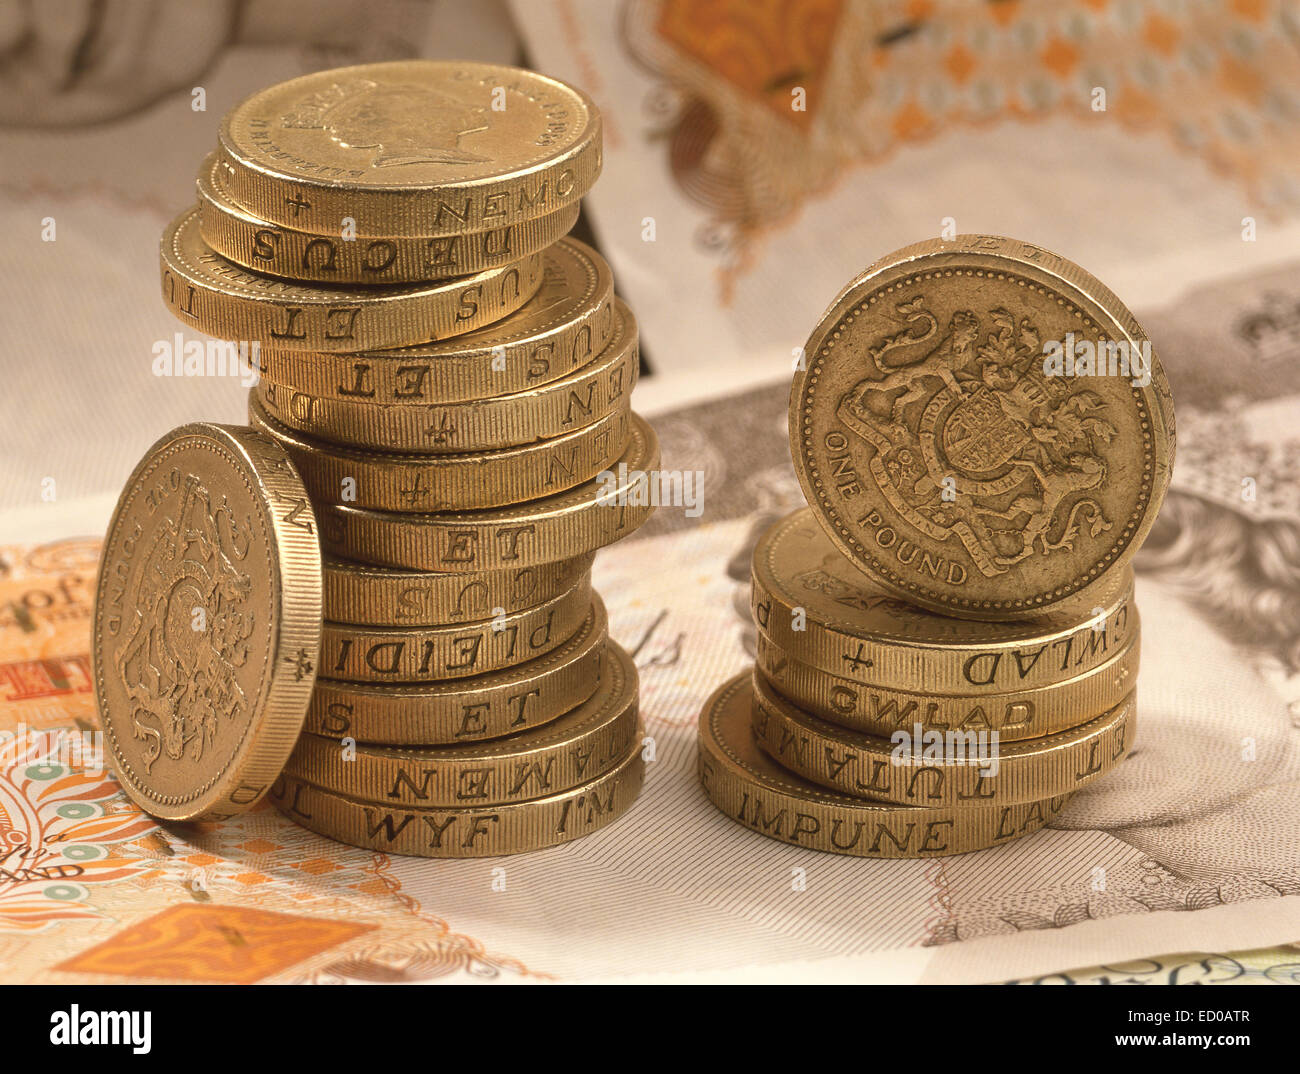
[837,298,1117,577]
[115,476,257,773]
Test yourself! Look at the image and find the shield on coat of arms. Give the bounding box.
[940,386,1030,473]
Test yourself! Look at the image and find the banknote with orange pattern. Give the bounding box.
[0,537,547,984]
[3,535,1297,984]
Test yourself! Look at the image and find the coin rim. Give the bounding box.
[321,551,594,627]
[752,507,1137,692]
[161,208,545,351]
[750,668,1136,807]
[286,642,637,806]
[199,150,582,283]
[270,732,645,857]
[253,300,639,453]
[696,673,1075,858]
[319,412,660,571]
[251,240,617,403]
[248,391,632,512]
[304,595,608,745]
[755,621,1141,742]
[317,572,592,683]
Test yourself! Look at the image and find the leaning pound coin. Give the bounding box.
[790,235,1175,620]
[92,423,322,821]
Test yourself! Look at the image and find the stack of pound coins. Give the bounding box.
[699,236,1175,858]
[156,61,658,856]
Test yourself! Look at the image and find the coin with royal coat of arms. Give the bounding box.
[790,235,1175,620]
[91,424,322,821]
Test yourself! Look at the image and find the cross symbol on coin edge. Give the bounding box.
[843,643,873,673]
[399,470,432,507]
[424,410,458,445]
[286,648,314,681]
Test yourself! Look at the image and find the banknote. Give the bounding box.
[512,0,1300,390]
[1006,945,1300,986]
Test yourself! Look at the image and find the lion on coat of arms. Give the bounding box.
[838,298,1117,576]
[115,475,257,773]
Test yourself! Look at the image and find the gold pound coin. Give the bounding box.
[248,392,631,512]
[320,571,590,683]
[92,423,322,821]
[161,208,543,351]
[790,235,1175,620]
[218,61,601,238]
[253,299,638,453]
[286,641,637,806]
[322,552,593,627]
[755,625,1140,743]
[197,152,580,283]
[753,508,1136,694]
[319,412,660,571]
[698,674,1074,858]
[304,596,607,745]
[253,237,617,403]
[271,735,644,858]
[751,670,1135,808]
